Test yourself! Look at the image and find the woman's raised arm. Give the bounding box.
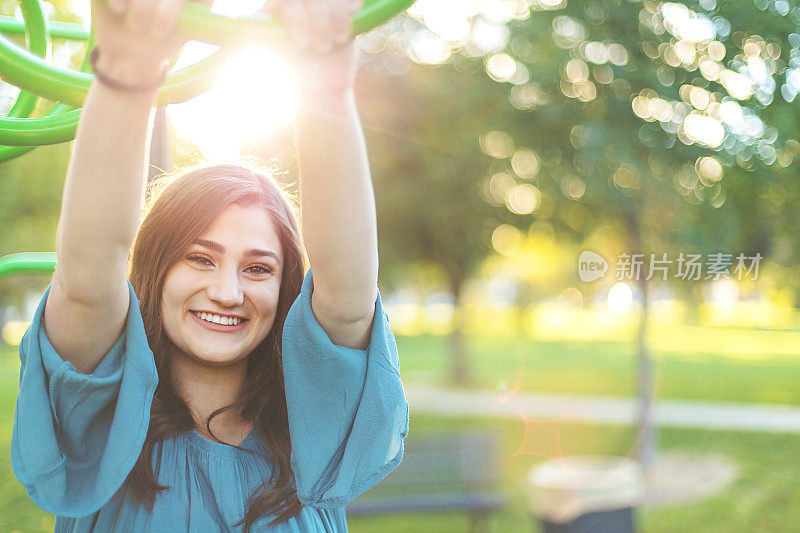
[271,0,379,350]
[46,0,188,373]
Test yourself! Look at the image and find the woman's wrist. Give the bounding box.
[91,48,168,94]
[292,41,358,100]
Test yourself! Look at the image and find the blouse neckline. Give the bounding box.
[186,428,259,457]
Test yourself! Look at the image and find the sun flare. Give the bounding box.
[167,44,297,160]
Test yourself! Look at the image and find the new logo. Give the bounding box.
[578,251,608,282]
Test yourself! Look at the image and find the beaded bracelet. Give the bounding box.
[89,47,167,93]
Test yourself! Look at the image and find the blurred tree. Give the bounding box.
[359,58,508,385]
[360,0,800,467]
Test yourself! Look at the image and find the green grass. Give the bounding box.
[395,326,800,405]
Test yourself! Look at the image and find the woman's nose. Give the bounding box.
[206,269,244,307]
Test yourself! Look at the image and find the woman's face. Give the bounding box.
[161,203,284,367]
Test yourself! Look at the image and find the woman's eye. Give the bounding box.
[188,254,212,266]
[247,265,273,275]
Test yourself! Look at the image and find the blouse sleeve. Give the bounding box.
[281,268,410,509]
[10,279,159,518]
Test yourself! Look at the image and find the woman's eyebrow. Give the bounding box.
[193,238,282,265]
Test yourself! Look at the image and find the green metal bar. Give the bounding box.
[0,28,91,160]
[0,16,89,41]
[6,0,47,119]
[0,0,48,160]
[0,252,57,279]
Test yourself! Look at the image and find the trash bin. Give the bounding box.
[527,456,644,533]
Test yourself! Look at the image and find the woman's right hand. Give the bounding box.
[90,0,192,88]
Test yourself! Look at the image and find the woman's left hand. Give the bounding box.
[267,0,364,94]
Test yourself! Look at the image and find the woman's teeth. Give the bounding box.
[192,311,244,326]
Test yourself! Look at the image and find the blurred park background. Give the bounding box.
[3,0,800,531]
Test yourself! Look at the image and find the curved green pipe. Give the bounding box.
[0,16,89,41]
[6,0,47,118]
[0,18,92,159]
[0,252,57,279]
[0,0,49,160]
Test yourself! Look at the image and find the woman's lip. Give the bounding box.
[189,311,247,332]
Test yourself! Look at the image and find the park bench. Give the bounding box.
[347,429,507,532]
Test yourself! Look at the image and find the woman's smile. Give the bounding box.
[189,310,248,332]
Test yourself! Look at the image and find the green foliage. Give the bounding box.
[480,0,795,256]
[364,0,800,274]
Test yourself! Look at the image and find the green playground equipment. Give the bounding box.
[0,0,414,161]
[0,252,57,279]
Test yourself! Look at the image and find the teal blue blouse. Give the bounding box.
[11,268,409,532]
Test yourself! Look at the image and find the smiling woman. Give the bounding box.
[9,0,409,530]
[160,203,285,369]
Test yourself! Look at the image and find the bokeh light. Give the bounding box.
[492,224,523,256]
[607,283,634,315]
[1,321,28,346]
[480,130,515,158]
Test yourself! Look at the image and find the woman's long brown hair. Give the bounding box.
[124,163,306,530]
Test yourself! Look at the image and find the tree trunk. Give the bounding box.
[635,266,656,469]
[448,273,469,386]
[624,209,657,470]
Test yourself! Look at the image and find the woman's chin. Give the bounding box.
[183,349,248,368]
[200,354,248,367]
